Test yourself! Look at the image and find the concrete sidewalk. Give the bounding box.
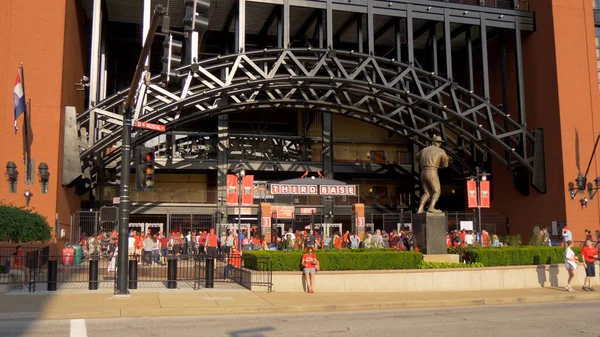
[0,287,598,320]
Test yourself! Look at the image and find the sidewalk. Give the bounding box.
[0,287,599,320]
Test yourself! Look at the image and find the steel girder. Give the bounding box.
[76,47,539,186]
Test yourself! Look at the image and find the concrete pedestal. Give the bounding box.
[412,213,447,254]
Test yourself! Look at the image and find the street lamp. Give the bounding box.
[24,190,33,207]
[234,164,246,251]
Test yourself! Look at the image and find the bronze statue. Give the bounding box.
[416,136,450,214]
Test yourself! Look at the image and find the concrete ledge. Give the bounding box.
[423,254,460,263]
[254,262,600,293]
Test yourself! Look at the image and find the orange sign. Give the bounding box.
[261,216,271,228]
[480,180,491,208]
[466,179,477,208]
[272,206,294,219]
[300,207,316,215]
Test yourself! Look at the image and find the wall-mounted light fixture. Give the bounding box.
[24,189,33,207]
[5,161,18,193]
[38,162,49,194]
[580,197,589,209]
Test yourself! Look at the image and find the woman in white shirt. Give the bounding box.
[564,240,579,292]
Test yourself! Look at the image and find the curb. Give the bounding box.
[1,292,599,320]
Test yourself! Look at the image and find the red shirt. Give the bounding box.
[582,246,598,263]
[206,233,218,248]
[302,253,318,269]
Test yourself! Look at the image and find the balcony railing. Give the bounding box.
[438,0,528,10]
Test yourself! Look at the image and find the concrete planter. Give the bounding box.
[252,262,600,293]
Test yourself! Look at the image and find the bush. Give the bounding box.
[0,203,52,243]
[243,250,423,271]
[466,246,579,266]
[418,261,484,269]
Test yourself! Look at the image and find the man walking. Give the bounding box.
[205,228,219,258]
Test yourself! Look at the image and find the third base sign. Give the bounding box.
[133,120,166,132]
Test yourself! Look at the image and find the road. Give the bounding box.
[2,301,599,337]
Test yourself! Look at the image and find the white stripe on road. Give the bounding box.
[70,319,88,337]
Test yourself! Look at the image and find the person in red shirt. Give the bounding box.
[205,228,219,258]
[224,247,242,279]
[301,247,320,294]
[581,239,598,291]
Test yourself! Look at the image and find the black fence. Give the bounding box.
[1,252,272,292]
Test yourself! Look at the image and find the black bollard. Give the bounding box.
[205,257,214,289]
[47,260,57,291]
[89,259,99,290]
[167,258,177,289]
[128,259,138,289]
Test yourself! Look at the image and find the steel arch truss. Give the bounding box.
[76,48,543,189]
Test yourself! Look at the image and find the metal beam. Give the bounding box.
[367,0,374,54]
[444,9,452,80]
[326,0,333,48]
[334,13,361,44]
[375,18,396,41]
[294,9,321,40]
[407,5,414,64]
[514,17,527,158]
[357,14,363,53]
[88,0,102,145]
[223,3,237,33]
[283,0,290,47]
[259,5,281,37]
[237,0,246,52]
[480,16,490,100]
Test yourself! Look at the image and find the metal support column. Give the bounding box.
[326,0,333,48]
[322,112,334,179]
[217,115,229,235]
[317,11,324,49]
[431,25,438,75]
[367,0,374,54]
[143,0,151,66]
[514,17,527,158]
[283,0,290,48]
[357,14,363,53]
[406,5,414,65]
[394,19,401,62]
[236,0,245,52]
[277,8,283,48]
[443,9,452,80]
[88,0,102,144]
[499,31,510,161]
[480,16,490,101]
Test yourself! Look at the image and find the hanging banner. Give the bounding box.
[226,174,238,205]
[242,175,254,205]
[480,180,491,208]
[466,179,477,208]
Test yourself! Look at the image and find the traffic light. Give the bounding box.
[161,34,182,84]
[136,146,155,192]
[183,0,210,34]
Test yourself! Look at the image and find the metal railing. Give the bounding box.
[2,252,273,292]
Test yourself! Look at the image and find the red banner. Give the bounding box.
[466,179,477,208]
[480,180,491,208]
[227,174,238,205]
[242,175,254,205]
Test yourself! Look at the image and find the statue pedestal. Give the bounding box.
[412,213,447,255]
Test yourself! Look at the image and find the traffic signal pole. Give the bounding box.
[116,5,165,295]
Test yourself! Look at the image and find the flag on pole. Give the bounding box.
[13,69,26,134]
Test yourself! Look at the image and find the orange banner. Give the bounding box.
[467,179,477,208]
[272,206,294,219]
[242,175,254,205]
[480,180,491,208]
[227,174,238,205]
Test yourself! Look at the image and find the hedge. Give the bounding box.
[465,246,582,267]
[243,250,423,271]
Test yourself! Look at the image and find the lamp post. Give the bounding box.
[472,167,490,238]
[235,164,246,251]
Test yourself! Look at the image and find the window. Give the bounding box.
[370,151,385,164]
[594,0,600,10]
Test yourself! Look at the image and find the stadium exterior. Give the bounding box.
[1,0,599,243]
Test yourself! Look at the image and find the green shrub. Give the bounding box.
[467,246,577,266]
[418,261,484,269]
[0,203,51,243]
[243,250,423,271]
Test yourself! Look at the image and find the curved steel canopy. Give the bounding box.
[76,48,541,188]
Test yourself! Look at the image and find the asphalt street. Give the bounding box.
[1,301,599,337]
